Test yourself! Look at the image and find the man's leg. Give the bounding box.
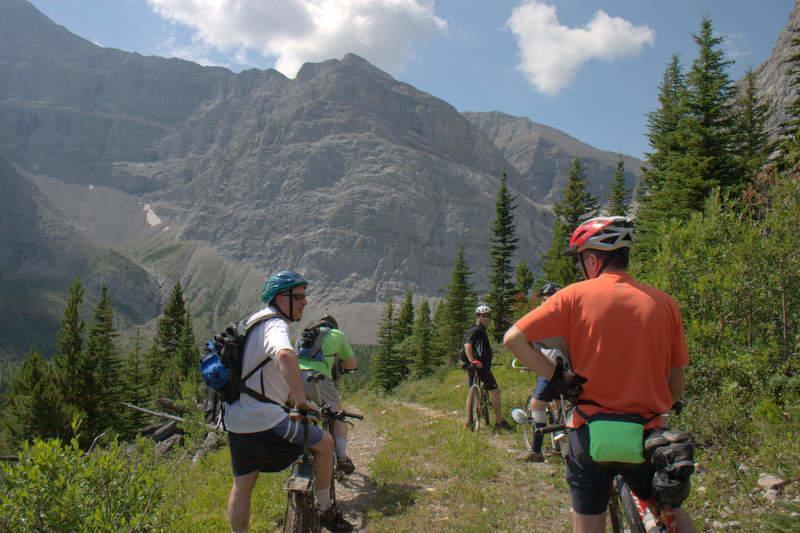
[310,431,334,510]
[572,511,606,533]
[491,388,503,422]
[228,470,259,533]
[674,508,697,533]
[465,369,475,427]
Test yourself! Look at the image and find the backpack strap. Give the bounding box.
[574,399,660,424]
[238,312,289,411]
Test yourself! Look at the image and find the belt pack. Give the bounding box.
[645,428,695,508]
[576,402,658,464]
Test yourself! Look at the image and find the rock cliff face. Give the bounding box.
[463,112,643,204]
[0,0,651,346]
[754,1,800,137]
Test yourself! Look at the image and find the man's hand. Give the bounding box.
[550,358,587,402]
[471,359,483,369]
[289,403,313,422]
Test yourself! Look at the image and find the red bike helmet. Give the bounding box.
[565,216,634,255]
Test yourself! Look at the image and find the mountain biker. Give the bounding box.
[522,282,569,463]
[298,314,359,475]
[225,271,352,533]
[503,217,696,533]
[464,304,512,432]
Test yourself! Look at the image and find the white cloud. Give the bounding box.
[147,0,447,76]
[507,1,654,96]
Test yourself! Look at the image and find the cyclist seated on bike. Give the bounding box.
[503,217,696,533]
[297,314,359,475]
[462,304,512,432]
[224,271,352,533]
[522,282,569,463]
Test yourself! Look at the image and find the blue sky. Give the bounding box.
[29,0,794,160]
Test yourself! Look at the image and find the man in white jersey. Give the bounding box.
[225,271,352,533]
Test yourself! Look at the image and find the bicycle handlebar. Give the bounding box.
[534,423,566,435]
[511,358,532,371]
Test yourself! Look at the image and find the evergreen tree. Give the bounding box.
[606,159,631,216]
[487,172,519,341]
[123,328,149,435]
[684,16,739,190]
[148,282,190,397]
[440,245,476,363]
[512,262,536,320]
[734,69,772,182]
[86,287,124,436]
[410,300,434,378]
[178,308,200,383]
[372,297,399,392]
[54,279,85,405]
[429,299,449,366]
[395,290,415,342]
[542,159,598,285]
[1,351,71,446]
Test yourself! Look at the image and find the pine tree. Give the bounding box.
[178,308,200,383]
[734,69,772,183]
[684,16,739,191]
[512,262,536,319]
[372,297,399,392]
[395,290,415,342]
[1,351,71,446]
[86,287,124,436]
[606,159,631,216]
[54,279,85,406]
[148,282,190,397]
[429,299,449,366]
[440,245,476,363]
[123,328,149,435]
[487,172,519,341]
[542,159,599,285]
[410,300,434,378]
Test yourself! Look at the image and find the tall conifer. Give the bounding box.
[606,159,631,216]
[734,69,772,182]
[86,287,124,435]
[372,297,398,392]
[440,245,476,363]
[395,290,415,342]
[55,279,85,405]
[487,172,519,340]
[410,300,434,378]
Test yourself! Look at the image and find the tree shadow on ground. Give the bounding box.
[337,470,419,530]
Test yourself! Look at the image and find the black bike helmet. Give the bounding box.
[319,314,338,329]
[540,283,561,298]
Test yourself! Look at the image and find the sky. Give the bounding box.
[27,0,795,160]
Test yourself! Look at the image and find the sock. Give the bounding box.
[335,436,348,459]
[532,409,547,453]
[315,488,331,512]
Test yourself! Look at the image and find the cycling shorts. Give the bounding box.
[533,376,560,402]
[565,425,655,515]
[228,416,324,477]
[467,366,498,391]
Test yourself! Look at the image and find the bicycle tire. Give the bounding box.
[480,388,491,427]
[608,477,646,533]
[467,384,482,432]
[283,491,319,533]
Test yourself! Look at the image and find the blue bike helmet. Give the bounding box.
[540,282,561,297]
[261,271,308,304]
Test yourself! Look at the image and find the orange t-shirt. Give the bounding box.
[514,272,688,428]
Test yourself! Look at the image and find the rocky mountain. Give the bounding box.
[0,0,646,346]
[464,111,642,204]
[0,157,161,360]
[754,1,800,137]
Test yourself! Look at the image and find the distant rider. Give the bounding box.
[463,304,512,432]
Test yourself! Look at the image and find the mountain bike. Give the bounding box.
[465,363,491,432]
[606,405,692,533]
[511,358,570,459]
[283,390,363,533]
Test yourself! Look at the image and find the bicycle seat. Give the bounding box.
[306,372,326,383]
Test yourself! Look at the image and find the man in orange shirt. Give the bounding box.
[503,217,695,533]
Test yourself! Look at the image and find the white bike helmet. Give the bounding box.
[475,304,492,315]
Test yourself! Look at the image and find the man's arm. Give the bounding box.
[339,333,358,370]
[668,366,685,404]
[503,326,555,378]
[276,348,309,409]
[464,342,482,367]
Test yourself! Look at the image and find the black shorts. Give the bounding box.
[566,425,655,515]
[228,418,324,477]
[467,367,498,391]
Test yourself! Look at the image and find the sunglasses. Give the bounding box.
[280,292,307,302]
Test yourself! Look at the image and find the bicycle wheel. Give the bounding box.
[283,491,319,533]
[521,393,536,450]
[608,477,646,533]
[480,387,491,428]
[467,384,482,432]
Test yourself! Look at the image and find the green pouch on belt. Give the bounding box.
[586,414,646,464]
